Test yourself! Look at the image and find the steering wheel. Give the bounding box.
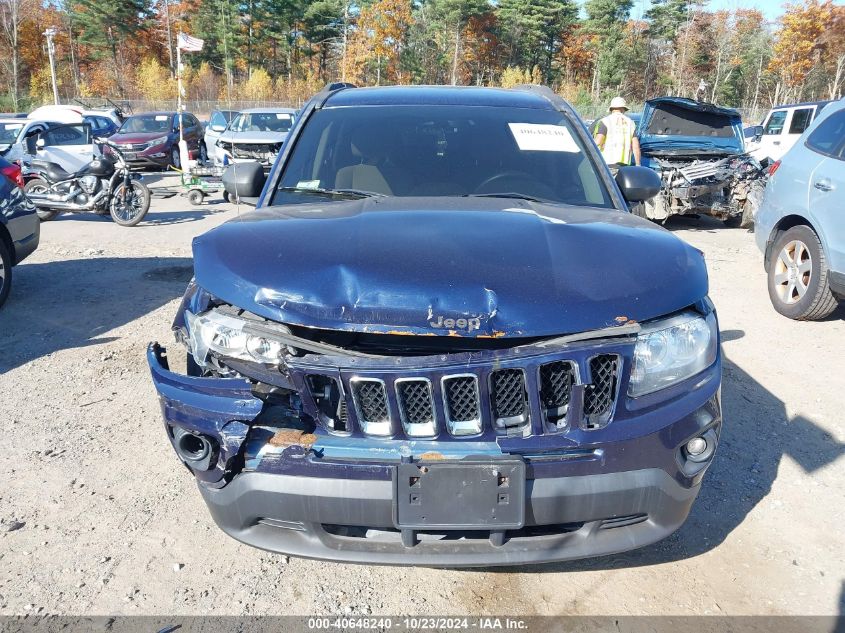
[474,170,543,194]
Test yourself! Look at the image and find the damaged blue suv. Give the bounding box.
[148,84,722,566]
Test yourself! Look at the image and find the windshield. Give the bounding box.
[273,105,611,207]
[119,114,173,134]
[229,112,294,134]
[0,122,23,143]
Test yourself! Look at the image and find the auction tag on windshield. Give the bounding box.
[509,123,580,153]
[155,115,169,121]
[296,180,320,190]
[276,113,292,120]
[4,124,23,130]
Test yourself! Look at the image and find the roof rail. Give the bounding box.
[513,83,579,118]
[314,82,357,107]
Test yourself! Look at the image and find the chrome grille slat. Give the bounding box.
[490,369,528,429]
[442,375,482,436]
[350,378,391,436]
[583,354,620,429]
[539,361,576,427]
[396,378,436,437]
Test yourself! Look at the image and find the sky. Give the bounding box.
[624,0,825,22]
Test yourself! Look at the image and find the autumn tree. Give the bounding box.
[427,0,490,85]
[584,0,633,97]
[768,0,833,104]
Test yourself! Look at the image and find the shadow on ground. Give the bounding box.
[494,330,844,573]
[0,256,193,373]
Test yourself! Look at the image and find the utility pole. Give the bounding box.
[44,27,60,104]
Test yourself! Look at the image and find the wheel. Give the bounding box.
[0,237,11,308]
[199,143,208,164]
[226,191,238,204]
[23,179,60,221]
[110,180,151,227]
[767,225,839,320]
[187,189,204,206]
[170,146,181,170]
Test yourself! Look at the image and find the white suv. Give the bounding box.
[748,101,833,164]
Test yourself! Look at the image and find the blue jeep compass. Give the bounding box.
[148,84,722,566]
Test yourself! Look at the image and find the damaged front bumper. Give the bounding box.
[148,338,721,567]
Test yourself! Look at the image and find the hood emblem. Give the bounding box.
[429,315,481,333]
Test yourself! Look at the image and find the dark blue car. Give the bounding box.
[148,84,722,566]
[0,155,39,307]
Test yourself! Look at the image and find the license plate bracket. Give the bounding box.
[394,459,525,530]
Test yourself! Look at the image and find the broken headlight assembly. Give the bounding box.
[628,311,718,397]
[184,308,288,368]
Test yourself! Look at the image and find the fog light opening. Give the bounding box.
[686,437,707,457]
[173,428,213,463]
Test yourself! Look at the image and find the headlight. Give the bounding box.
[148,135,169,147]
[184,309,287,367]
[629,311,718,397]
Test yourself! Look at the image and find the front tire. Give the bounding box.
[767,225,839,320]
[187,189,204,206]
[0,237,11,308]
[110,180,151,227]
[23,179,60,221]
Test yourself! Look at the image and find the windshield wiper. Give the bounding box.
[278,186,386,199]
[466,192,563,205]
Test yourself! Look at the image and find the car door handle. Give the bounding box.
[773,140,781,145]
[814,179,834,192]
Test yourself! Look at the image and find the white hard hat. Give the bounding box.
[609,96,628,111]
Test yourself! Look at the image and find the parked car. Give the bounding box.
[0,154,40,307]
[149,83,723,567]
[28,104,121,138]
[754,98,845,320]
[636,97,766,227]
[106,111,203,170]
[202,109,237,164]
[213,107,295,167]
[747,100,833,164]
[2,118,98,174]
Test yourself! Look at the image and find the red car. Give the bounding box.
[106,111,203,170]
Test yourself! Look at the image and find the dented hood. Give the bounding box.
[192,198,708,338]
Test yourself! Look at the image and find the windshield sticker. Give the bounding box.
[155,115,169,121]
[508,123,580,153]
[276,113,292,120]
[4,124,23,130]
[296,180,320,190]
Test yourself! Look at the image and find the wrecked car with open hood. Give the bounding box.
[148,84,722,566]
[637,97,766,228]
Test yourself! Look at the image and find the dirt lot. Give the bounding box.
[1,183,843,616]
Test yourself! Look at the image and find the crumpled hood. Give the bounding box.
[640,97,744,155]
[192,198,708,338]
[218,131,288,144]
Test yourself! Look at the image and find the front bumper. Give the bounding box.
[200,467,699,567]
[148,342,721,566]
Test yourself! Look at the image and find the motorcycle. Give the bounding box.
[23,139,151,227]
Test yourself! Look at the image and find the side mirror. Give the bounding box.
[210,124,226,132]
[222,161,265,204]
[753,125,763,141]
[35,138,45,150]
[615,166,662,203]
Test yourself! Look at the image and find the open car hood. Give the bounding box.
[639,97,744,154]
[192,197,709,339]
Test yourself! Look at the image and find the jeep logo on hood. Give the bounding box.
[429,315,481,332]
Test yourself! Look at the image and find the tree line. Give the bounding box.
[0,0,843,115]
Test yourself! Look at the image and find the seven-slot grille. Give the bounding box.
[326,354,620,438]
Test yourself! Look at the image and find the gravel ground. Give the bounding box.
[1,183,843,616]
